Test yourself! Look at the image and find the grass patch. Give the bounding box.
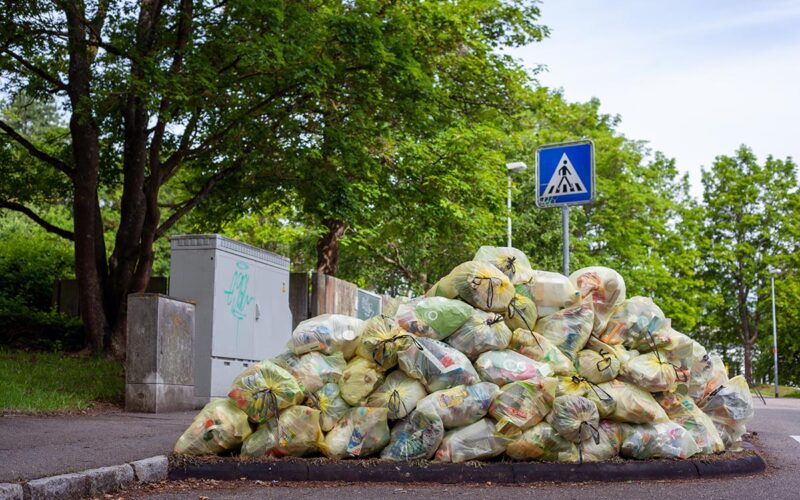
[751,384,800,398]
[0,349,124,412]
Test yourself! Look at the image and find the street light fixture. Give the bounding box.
[505,162,527,247]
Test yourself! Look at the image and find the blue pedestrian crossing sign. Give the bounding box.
[535,140,595,207]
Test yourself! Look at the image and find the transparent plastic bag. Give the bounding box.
[506,422,579,462]
[272,351,346,394]
[598,379,669,424]
[699,375,754,438]
[397,336,480,392]
[474,349,553,387]
[338,357,385,406]
[547,395,600,443]
[473,245,532,282]
[599,296,664,347]
[290,314,364,359]
[579,420,622,463]
[366,370,428,420]
[438,261,515,313]
[688,353,728,405]
[307,382,350,432]
[174,399,252,455]
[489,377,557,435]
[508,329,574,376]
[556,376,616,419]
[446,309,511,360]
[227,360,305,424]
[355,315,412,370]
[535,299,594,361]
[324,407,391,459]
[394,297,473,341]
[575,348,620,384]
[434,418,509,463]
[619,422,700,459]
[621,351,678,393]
[415,382,500,429]
[514,270,580,317]
[570,266,626,335]
[380,408,445,461]
[272,405,325,457]
[504,295,538,332]
[656,392,725,454]
[240,421,279,457]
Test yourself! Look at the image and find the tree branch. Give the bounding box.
[0,200,75,240]
[0,119,75,179]
[0,48,68,91]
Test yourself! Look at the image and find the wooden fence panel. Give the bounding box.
[310,272,358,317]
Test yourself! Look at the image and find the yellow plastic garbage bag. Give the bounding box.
[355,315,411,370]
[698,375,754,432]
[366,370,428,420]
[656,392,725,454]
[547,395,600,443]
[598,379,669,424]
[397,336,480,392]
[579,420,622,463]
[508,329,574,376]
[621,351,678,393]
[339,357,385,406]
[514,270,580,317]
[557,375,616,419]
[432,261,515,313]
[324,407,390,459]
[489,377,557,435]
[570,266,626,336]
[599,296,664,346]
[272,405,325,457]
[272,351,346,394]
[227,360,305,424]
[473,245,533,283]
[474,349,553,387]
[447,309,511,360]
[506,422,579,462]
[240,421,279,457]
[619,422,700,459]
[290,314,364,359]
[535,299,594,361]
[688,353,728,405]
[307,382,350,432]
[575,348,620,384]
[174,399,252,455]
[504,294,539,333]
[380,408,445,461]
[434,418,509,463]
[415,382,500,429]
[394,297,473,341]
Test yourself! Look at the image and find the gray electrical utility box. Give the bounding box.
[169,234,291,405]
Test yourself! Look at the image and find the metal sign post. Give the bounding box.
[535,140,595,276]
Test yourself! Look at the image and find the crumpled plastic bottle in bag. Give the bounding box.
[227,359,305,424]
[507,328,574,376]
[338,357,385,406]
[619,421,700,459]
[446,308,511,360]
[434,418,510,463]
[489,377,557,434]
[599,296,664,347]
[324,407,391,459]
[415,382,500,429]
[474,349,553,387]
[575,348,620,384]
[506,421,579,462]
[473,245,533,283]
[598,379,669,424]
[394,296,473,341]
[534,299,594,361]
[272,351,346,394]
[355,315,411,370]
[547,395,600,443]
[620,351,678,393]
[397,336,480,392]
[290,314,364,359]
[174,399,253,455]
[380,408,445,461]
[514,270,580,317]
[570,266,626,336]
[688,353,728,405]
[366,370,428,420]
[579,420,622,462]
[428,261,515,313]
[698,375,754,451]
[504,294,539,332]
[307,382,350,432]
[656,392,725,454]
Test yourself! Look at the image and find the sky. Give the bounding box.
[508,0,800,197]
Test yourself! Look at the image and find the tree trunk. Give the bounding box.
[743,340,752,382]
[316,219,347,276]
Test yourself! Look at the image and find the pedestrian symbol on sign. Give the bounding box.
[543,153,587,196]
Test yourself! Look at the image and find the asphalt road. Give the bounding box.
[124,397,800,500]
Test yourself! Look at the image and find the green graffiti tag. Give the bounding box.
[224,261,255,321]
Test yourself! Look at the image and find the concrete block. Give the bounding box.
[24,473,87,500]
[125,382,195,413]
[130,456,168,483]
[84,464,135,497]
[0,483,23,500]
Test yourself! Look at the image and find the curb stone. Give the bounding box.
[24,473,87,500]
[84,464,136,497]
[0,483,24,500]
[131,456,169,483]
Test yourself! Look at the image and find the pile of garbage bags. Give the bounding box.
[175,246,754,463]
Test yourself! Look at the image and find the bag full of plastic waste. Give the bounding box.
[415,382,500,429]
[446,309,511,360]
[473,245,532,282]
[272,351,346,394]
[547,395,600,443]
[434,418,509,463]
[174,399,253,455]
[514,270,580,317]
[619,422,700,459]
[324,407,391,459]
[698,375,754,443]
[290,314,364,359]
[579,420,622,463]
[474,349,553,387]
[355,315,412,370]
[240,421,279,457]
[394,296,473,341]
[308,382,350,432]
[227,360,305,424]
[688,353,728,405]
[570,266,626,336]
[575,348,620,384]
[656,392,725,454]
[397,336,480,392]
[535,299,594,361]
[599,296,664,347]
[506,421,579,462]
[272,405,325,457]
[439,261,515,313]
[557,375,617,419]
[366,370,428,420]
[338,357,385,406]
[504,294,538,332]
[489,377,557,435]
[508,329,574,376]
[380,408,445,461]
[621,351,678,393]
[598,379,669,424]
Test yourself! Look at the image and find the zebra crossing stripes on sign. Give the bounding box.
[535,140,595,207]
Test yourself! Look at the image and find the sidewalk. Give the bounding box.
[0,410,194,483]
